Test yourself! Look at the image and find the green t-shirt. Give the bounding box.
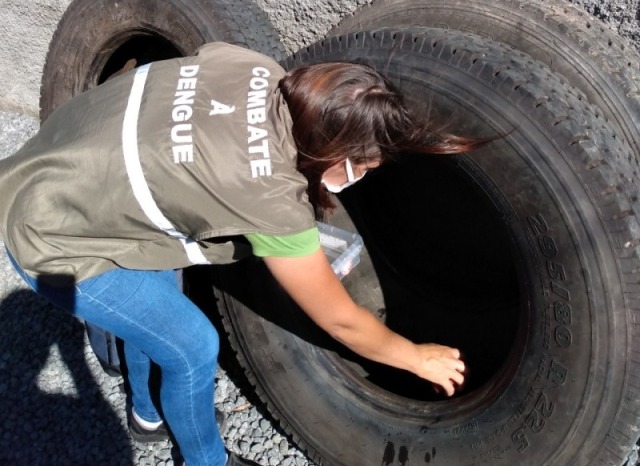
[246,227,320,257]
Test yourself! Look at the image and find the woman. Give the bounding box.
[0,42,471,465]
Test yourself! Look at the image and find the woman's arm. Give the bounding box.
[262,248,465,396]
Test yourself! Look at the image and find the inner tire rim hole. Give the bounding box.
[98,34,183,84]
[336,155,522,401]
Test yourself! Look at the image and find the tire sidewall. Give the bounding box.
[330,0,640,160]
[220,30,630,465]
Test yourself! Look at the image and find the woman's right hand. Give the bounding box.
[413,343,465,397]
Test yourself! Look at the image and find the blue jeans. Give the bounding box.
[7,252,226,466]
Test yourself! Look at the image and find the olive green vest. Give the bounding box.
[0,43,314,283]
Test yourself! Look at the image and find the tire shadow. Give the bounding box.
[0,288,133,465]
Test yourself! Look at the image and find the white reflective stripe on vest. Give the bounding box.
[122,64,211,265]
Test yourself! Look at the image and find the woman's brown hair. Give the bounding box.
[279,62,487,214]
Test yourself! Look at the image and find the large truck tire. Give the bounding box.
[210,28,640,465]
[330,0,640,161]
[39,0,285,122]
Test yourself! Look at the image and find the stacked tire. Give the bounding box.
[215,3,640,466]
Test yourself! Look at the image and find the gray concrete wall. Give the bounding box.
[1,0,638,117]
[0,0,71,115]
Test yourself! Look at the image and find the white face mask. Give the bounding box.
[322,158,367,193]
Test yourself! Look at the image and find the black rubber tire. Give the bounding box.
[329,0,640,161]
[211,28,640,465]
[39,0,285,122]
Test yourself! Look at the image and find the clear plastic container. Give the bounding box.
[317,221,364,280]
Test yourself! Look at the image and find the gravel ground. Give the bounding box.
[569,0,640,45]
[1,1,640,464]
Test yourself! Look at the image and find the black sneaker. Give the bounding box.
[128,409,227,444]
[225,452,262,466]
[128,412,169,443]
